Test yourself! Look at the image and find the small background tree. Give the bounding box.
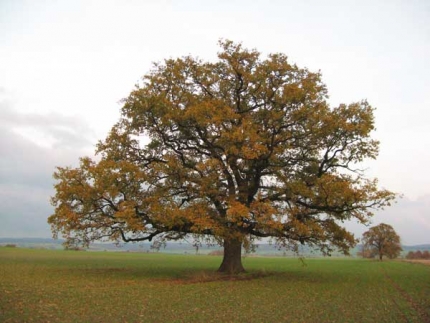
[361,223,402,261]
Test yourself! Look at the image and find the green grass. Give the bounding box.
[1,248,429,323]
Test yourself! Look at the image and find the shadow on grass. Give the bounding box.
[73,266,339,286]
[56,256,346,286]
[152,269,276,284]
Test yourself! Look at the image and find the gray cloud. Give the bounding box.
[0,101,97,237]
[0,102,97,150]
[0,184,53,237]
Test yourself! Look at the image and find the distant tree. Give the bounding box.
[48,40,395,274]
[406,251,416,259]
[406,250,430,260]
[357,248,375,259]
[361,223,402,261]
[405,250,430,260]
[414,250,423,259]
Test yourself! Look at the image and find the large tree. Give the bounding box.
[49,40,395,274]
[361,223,402,261]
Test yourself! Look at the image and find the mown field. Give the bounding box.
[1,248,429,323]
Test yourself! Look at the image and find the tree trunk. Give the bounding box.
[217,237,245,274]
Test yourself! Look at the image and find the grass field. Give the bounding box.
[1,248,429,323]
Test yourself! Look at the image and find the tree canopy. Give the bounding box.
[48,40,395,273]
[361,223,402,260]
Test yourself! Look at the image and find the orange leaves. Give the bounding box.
[186,203,220,234]
[116,201,144,231]
[49,155,154,245]
[226,200,250,225]
[49,40,396,258]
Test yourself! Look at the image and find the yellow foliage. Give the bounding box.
[49,40,396,259]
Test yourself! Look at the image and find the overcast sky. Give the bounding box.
[1,0,429,245]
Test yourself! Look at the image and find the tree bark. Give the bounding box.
[217,237,245,274]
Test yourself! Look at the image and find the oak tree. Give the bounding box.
[49,40,395,274]
[361,223,402,260]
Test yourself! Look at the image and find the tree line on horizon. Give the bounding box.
[406,250,430,260]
